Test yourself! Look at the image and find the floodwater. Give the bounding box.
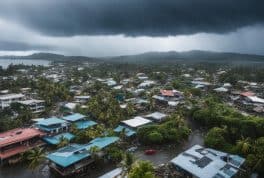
[134,129,204,166]
[0,59,50,69]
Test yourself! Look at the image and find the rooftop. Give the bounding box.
[43,132,75,145]
[99,168,123,178]
[47,136,119,167]
[114,125,136,137]
[145,112,167,121]
[0,93,24,100]
[121,116,152,128]
[0,128,45,148]
[74,95,90,99]
[213,87,228,92]
[18,99,45,105]
[62,113,86,122]
[160,89,175,97]
[36,117,67,126]
[240,91,255,97]
[247,96,264,104]
[74,120,97,129]
[170,145,245,178]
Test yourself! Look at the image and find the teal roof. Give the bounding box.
[46,144,89,167]
[87,136,119,149]
[62,113,86,122]
[43,132,75,145]
[114,125,136,137]
[46,136,119,168]
[75,120,97,129]
[36,117,67,126]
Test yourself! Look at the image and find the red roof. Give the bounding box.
[0,128,45,148]
[240,91,255,97]
[0,141,45,159]
[160,89,174,97]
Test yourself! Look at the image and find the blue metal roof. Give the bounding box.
[43,132,75,145]
[36,117,67,126]
[62,113,86,122]
[86,136,119,149]
[114,125,136,137]
[46,144,89,167]
[46,136,119,168]
[75,120,97,129]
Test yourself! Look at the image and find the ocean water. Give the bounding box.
[0,59,50,69]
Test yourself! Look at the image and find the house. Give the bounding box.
[18,99,45,113]
[0,128,46,165]
[153,89,183,106]
[240,91,255,97]
[145,112,167,122]
[247,96,264,105]
[113,85,123,90]
[43,132,75,145]
[35,117,70,135]
[104,78,117,86]
[74,95,90,104]
[62,113,97,130]
[136,73,148,80]
[0,93,25,109]
[213,87,228,93]
[191,81,211,86]
[64,102,77,110]
[170,145,245,178]
[160,89,183,100]
[121,116,152,129]
[47,137,119,176]
[114,125,136,137]
[138,80,155,88]
[99,167,124,178]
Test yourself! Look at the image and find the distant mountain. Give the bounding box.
[106,50,264,64]
[0,52,98,62]
[0,50,264,64]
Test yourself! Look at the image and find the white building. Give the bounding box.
[145,112,167,122]
[74,95,90,104]
[170,145,245,178]
[0,93,25,109]
[99,168,124,178]
[213,87,229,93]
[121,116,152,129]
[138,80,155,88]
[18,99,45,113]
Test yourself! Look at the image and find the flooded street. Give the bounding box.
[134,129,204,166]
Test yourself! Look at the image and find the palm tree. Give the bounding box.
[236,137,251,154]
[26,147,45,177]
[89,146,101,164]
[120,153,135,177]
[57,136,69,148]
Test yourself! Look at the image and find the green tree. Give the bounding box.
[128,161,155,178]
[26,147,45,177]
[204,127,228,150]
[120,153,135,177]
[57,136,69,148]
[236,137,251,155]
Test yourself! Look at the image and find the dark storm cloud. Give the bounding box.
[0,0,263,37]
[0,41,52,51]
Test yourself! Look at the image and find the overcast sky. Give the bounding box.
[0,0,263,57]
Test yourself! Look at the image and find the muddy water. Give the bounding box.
[133,129,204,166]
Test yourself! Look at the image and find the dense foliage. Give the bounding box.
[87,91,124,126]
[137,114,190,145]
[128,161,155,178]
[192,96,264,174]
